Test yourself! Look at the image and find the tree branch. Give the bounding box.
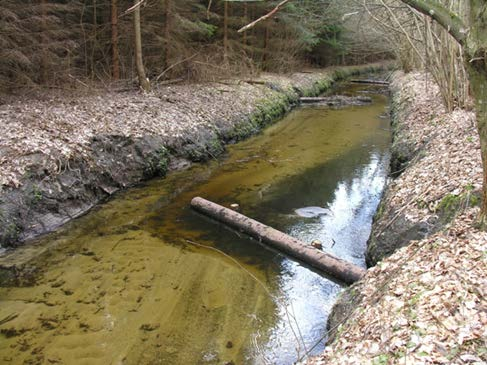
[237,0,290,33]
[400,0,468,45]
[120,0,145,17]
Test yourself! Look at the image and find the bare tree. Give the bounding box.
[133,0,150,91]
[162,0,171,70]
[111,0,120,80]
[223,0,229,62]
[400,0,487,224]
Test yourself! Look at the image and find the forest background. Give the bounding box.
[0,0,467,111]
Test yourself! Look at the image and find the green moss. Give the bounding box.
[394,350,406,359]
[372,354,390,365]
[229,93,291,142]
[27,185,43,206]
[437,191,480,222]
[228,121,258,142]
[145,146,169,177]
[207,137,224,156]
[1,222,21,246]
[374,199,387,222]
[0,268,16,286]
[437,194,461,221]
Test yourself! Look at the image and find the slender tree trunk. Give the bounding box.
[468,63,487,225]
[162,0,171,70]
[243,2,248,46]
[111,0,119,80]
[262,22,269,70]
[223,0,228,62]
[40,0,48,83]
[91,0,97,79]
[134,1,150,91]
[250,4,255,61]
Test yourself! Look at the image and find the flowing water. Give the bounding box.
[0,84,390,365]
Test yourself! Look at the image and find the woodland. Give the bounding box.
[0,0,390,91]
[3,0,485,213]
[0,0,476,111]
[1,1,486,364]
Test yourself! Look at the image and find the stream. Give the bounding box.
[0,83,390,365]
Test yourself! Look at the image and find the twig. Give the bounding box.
[0,313,18,326]
[68,74,89,89]
[206,0,213,20]
[185,239,308,360]
[155,54,198,82]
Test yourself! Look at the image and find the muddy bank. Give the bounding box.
[0,63,387,249]
[310,72,486,364]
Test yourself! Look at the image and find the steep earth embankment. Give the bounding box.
[0,64,386,248]
[310,72,486,364]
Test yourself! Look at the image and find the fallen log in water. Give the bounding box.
[190,197,366,284]
[350,79,389,85]
[300,95,372,106]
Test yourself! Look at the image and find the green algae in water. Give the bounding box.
[0,86,390,365]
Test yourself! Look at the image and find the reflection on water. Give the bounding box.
[0,84,390,364]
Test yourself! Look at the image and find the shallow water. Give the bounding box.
[0,84,390,365]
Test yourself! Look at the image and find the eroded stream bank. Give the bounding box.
[0,82,390,364]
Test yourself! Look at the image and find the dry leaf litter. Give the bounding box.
[0,67,363,189]
[307,72,486,364]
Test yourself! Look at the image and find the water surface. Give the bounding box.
[0,84,390,364]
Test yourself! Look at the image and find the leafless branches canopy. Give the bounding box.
[335,0,469,110]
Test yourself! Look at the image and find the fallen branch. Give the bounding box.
[300,95,372,106]
[350,79,390,85]
[155,54,198,82]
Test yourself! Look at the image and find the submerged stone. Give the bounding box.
[294,206,332,218]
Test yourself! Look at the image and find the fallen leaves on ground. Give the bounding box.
[0,68,347,189]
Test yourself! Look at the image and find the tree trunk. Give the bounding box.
[133,1,150,91]
[464,0,487,224]
[243,2,248,47]
[111,0,119,80]
[467,62,487,225]
[91,0,97,79]
[191,197,366,284]
[40,0,48,84]
[223,0,228,62]
[162,0,171,70]
[262,22,269,70]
